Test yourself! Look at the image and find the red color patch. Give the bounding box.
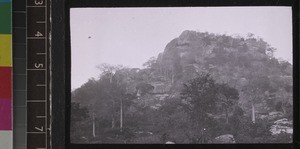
[0,99,12,130]
[0,67,12,99]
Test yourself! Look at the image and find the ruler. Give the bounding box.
[12,0,51,149]
[26,0,51,148]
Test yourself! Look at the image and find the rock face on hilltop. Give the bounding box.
[150,30,292,118]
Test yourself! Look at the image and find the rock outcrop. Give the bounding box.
[213,134,235,143]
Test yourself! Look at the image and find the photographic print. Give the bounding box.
[70,7,293,144]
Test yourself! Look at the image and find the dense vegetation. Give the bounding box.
[71,31,293,143]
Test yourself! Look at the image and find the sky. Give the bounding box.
[70,7,292,90]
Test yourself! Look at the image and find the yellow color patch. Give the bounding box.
[0,34,12,66]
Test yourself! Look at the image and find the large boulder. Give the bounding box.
[151,82,171,94]
[268,112,284,120]
[270,118,293,135]
[165,141,175,144]
[257,111,284,121]
[213,134,235,143]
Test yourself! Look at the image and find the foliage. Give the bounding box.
[181,73,219,126]
[70,102,90,143]
[71,102,89,123]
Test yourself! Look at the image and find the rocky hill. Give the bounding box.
[71,30,293,143]
[73,30,293,120]
[145,30,292,118]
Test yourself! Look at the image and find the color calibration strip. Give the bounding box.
[0,0,12,148]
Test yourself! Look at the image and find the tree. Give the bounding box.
[181,73,219,142]
[143,56,157,69]
[136,82,154,96]
[157,97,190,143]
[217,83,239,124]
[70,102,90,142]
[96,64,139,132]
[242,75,271,123]
[96,64,123,129]
[71,102,89,127]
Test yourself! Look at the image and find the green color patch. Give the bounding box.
[0,2,11,34]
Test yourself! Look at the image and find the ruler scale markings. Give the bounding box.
[14,105,26,108]
[14,57,26,60]
[14,74,26,76]
[27,100,46,102]
[25,0,28,148]
[27,0,50,148]
[13,27,26,29]
[36,21,46,24]
[14,43,26,45]
[15,89,27,92]
[13,11,26,13]
[27,68,46,70]
[27,37,46,39]
[27,132,46,134]
[12,0,26,148]
[45,0,48,147]
[44,0,47,148]
[27,6,46,8]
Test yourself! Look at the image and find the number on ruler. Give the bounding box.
[35,126,44,132]
[35,0,44,5]
[35,63,44,69]
[35,31,43,37]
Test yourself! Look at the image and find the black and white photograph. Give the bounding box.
[70,7,293,144]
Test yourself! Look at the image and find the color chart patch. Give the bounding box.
[0,34,12,66]
[0,0,12,148]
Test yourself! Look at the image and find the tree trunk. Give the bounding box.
[92,112,96,137]
[282,107,286,115]
[171,74,174,84]
[225,105,229,124]
[120,98,123,131]
[111,116,115,129]
[112,101,115,129]
[110,72,115,129]
[201,128,204,143]
[251,102,256,123]
[109,72,114,83]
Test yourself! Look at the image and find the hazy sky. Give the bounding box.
[71,7,292,90]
